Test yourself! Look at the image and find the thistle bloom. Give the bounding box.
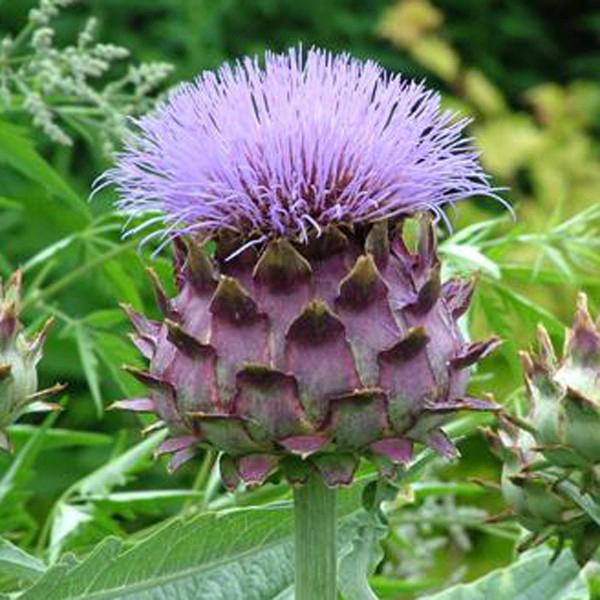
[106,48,502,488]
[103,47,498,247]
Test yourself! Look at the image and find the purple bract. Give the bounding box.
[101,47,498,245]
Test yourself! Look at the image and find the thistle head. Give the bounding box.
[105,48,503,489]
[101,47,500,247]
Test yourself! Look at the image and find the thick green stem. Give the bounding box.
[293,474,337,600]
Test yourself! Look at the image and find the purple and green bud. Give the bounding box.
[488,294,600,562]
[0,271,64,452]
[521,294,600,470]
[115,216,500,487]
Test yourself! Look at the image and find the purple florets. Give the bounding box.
[102,47,499,245]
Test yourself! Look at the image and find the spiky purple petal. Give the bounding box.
[101,47,499,244]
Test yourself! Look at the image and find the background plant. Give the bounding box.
[0,0,598,598]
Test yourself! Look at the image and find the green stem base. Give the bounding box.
[293,474,337,600]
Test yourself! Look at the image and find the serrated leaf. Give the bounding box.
[0,538,45,591]
[421,547,587,600]
[21,480,374,600]
[49,505,94,562]
[0,538,45,578]
[75,431,166,498]
[0,120,89,221]
[44,432,166,562]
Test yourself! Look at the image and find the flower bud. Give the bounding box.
[0,271,64,451]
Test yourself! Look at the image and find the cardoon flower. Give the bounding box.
[104,47,502,486]
[0,271,64,451]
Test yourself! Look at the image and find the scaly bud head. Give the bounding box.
[115,216,499,487]
[525,295,600,470]
[491,296,600,562]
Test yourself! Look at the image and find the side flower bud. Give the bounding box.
[490,294,600,563]
[0,271,64,451]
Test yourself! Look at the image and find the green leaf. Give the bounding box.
[41,432,166,562]
[475,286,522,379]
[21,234,78,273]
[82,309,126,330]
[338,511,387,600]
[421,547,587,600]
[72,431,167,499]
[0,196,23,210]
[556,480,600,528]
[411,482,486,500]
[369,575,438,598]
[73,325,103,417]
[49,505,94,561]
[7,426,112,450]
[0,538,46,577]
[0,120,89,221]
[21,479,375,600]
[94,331,144,397]
[441,242,502,279]
[91,490,204,516]
[0,538,46,591]
[0,410,60,507]
[492,280,565,335]
[102,259,144,310]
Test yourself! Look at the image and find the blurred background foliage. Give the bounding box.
[0,0,598,597]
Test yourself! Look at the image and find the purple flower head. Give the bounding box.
[102,47,501,246]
